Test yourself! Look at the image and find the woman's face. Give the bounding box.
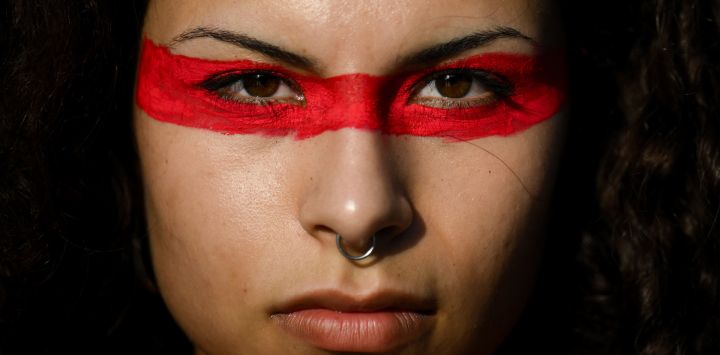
[134,1,565,354]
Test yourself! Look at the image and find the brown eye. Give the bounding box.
[203,71,303,105]
[412,69,513,109]
[243,74,281,97]
[435,74,473,98]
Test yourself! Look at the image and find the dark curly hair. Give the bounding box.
[1,0,719,354]
[578,1,720,354]
[1,1,187,353]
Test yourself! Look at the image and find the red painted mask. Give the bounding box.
[136,38,565,140]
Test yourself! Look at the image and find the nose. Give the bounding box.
[298,129,413,257]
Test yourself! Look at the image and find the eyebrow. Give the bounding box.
[396,26,536,68]
[170,25,534,72]
[170,27,319,71]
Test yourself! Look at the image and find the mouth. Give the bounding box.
[270,289,436,353]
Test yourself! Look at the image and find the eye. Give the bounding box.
[412,70,513,109]
[201,72,304,105]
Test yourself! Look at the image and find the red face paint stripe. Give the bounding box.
[135,38,566,140]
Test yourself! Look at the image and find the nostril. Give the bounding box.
[373,225,402,244]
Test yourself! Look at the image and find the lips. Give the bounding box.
[270,290,436,352]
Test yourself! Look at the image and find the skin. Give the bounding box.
[134,1,565,354]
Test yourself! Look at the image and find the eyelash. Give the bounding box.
[199,68,514,108]
[409,69,514,108]
[200,70,304,105]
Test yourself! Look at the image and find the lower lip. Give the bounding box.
[271,309,431,352]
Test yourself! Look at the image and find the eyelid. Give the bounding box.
[406,68,515,104]
[197,69,300,90]
[199,70,305,101]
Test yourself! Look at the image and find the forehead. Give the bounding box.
[144,0,559,74]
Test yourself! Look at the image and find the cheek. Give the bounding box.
[418,184,545,353]
[135,110,297,350]
[400,116,562,350]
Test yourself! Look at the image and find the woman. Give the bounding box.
[1,0,719,354]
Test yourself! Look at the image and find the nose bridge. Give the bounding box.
[324,74,385,132]
[298,129,412,253]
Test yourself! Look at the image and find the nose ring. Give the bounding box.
[336,233,376,261]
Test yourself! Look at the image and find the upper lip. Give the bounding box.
[272,289,437,314]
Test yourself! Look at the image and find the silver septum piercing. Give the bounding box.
[336,234,376,261]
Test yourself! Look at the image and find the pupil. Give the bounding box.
[436,74,472,98]
[244,74,281,97]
